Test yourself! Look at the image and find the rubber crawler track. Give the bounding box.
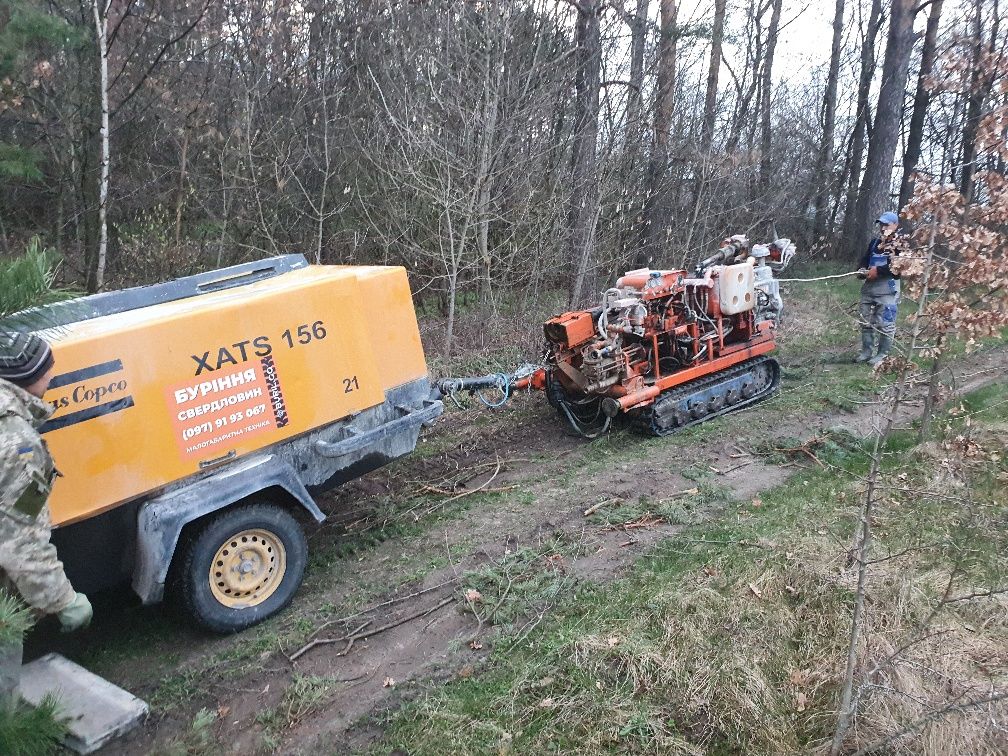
[629,356,780,436]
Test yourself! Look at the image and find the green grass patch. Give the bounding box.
[154,707,217,756]
[374,408,1008,754]
[584,482,733,530]
[461,532,586,629]
[960,380,1008,423]
[256,674,339,737]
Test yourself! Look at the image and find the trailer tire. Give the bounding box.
[171,501,307,633]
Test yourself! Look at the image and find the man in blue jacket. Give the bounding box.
[855,211,906,367]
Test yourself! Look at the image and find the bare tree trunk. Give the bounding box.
[812,0,845,241]
[568,0,602,307]
[840,0,883,257]
[920,346,945,441]
[899,0,944,211]
[757,0,783,193]
[958,0,1000,202]
[620,0,649,266]
[477,26,502,309]
[173,128,189,248]
[640,0,677,264]
[625,0,649,140]
[88,0,110,293]
[316,73,333,265]
[700,0,727,152]
[851,0,917,259]
[686,0,727,245]
[725,0,765,155]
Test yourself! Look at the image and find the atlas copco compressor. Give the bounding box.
[438,234,796,438]
[17,256,443,633]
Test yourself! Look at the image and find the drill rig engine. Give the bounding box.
[533,235,796,437]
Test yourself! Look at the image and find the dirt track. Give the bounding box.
[29,340,1008,755]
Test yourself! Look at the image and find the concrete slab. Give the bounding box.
[18,653,148,754]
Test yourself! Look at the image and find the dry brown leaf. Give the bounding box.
[216,705,230,719]
[751,497,763,508]
[383,676,396,688]
[748,582,763,599]
[544,554,565,570]
[470,639,484,650]
[465,588,482,603]
[796,691,807,712]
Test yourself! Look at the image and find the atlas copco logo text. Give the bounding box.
[41,359,136,434]
[50,378,128,410]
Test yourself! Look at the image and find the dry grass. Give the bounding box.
[379,382,1008,755]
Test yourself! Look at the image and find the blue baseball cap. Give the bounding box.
[877,211,899,225]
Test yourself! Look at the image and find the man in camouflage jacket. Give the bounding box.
[0,332,91,631]
[855,211,910,367]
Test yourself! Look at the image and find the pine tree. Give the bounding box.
[0,238,75,320]
[0,1,72,182]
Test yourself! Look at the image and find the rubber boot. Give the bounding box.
[868,334,893,367]
[855,330,875,363]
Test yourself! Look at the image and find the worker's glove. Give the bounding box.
[856,268,868,279]
[57,592,93,633]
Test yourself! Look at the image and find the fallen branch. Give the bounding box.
[423,483,516,496]
[583,498,619,516]
[945,586,1008,604]
[773,439,825,467]
[289,596,454,662]
[295,578,459,649]
[851,690,1008,756]
[602,514,665,532]
[721,460,754,475]
[419,458,505,516]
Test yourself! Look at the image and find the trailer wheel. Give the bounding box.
[172,502,307,633]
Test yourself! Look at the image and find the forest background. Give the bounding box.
[0,0,1004,357]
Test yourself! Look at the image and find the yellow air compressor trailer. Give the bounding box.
[28,255,442,632]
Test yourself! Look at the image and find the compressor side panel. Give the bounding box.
[41,266,392,527]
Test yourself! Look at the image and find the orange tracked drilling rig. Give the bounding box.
[438,234,796,437]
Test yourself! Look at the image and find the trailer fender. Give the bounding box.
[132,454,324,604]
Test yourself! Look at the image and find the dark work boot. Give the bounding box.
[855,330,875,363]
[868,334,893,367]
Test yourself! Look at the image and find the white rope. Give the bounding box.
[776,271,861,282]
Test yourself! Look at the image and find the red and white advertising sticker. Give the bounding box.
[168,359,288,458]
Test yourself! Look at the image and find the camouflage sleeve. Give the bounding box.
[0,507,77,615]
[0,418,77,615]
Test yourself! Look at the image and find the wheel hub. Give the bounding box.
[209,528,287,608]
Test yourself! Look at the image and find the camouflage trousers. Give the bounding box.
[0,506,76,615]
[859,276,900,340]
